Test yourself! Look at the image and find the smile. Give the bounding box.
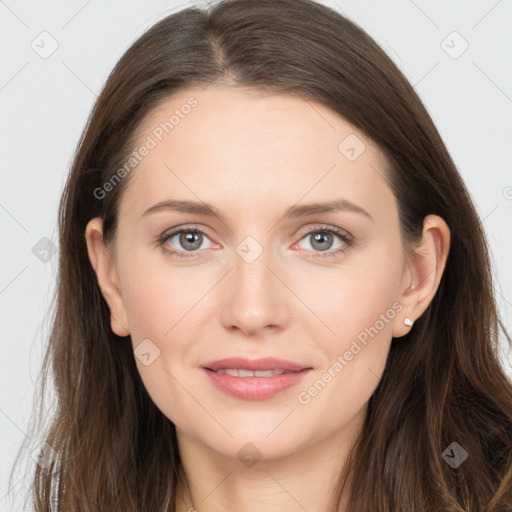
[202,367,312,400]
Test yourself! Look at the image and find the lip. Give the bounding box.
[201,357,313,401]
[202,357,310,372]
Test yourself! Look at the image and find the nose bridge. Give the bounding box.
[220,232,289,334]
[235,234,274,292]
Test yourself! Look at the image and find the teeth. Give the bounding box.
[214,368,293,377]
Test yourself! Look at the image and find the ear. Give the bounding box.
[393,214,451,338]
[84,217,130,337]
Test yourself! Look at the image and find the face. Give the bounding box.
[89,85,417,462]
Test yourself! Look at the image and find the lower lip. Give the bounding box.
[202,368,312,400]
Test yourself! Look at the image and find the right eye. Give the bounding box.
[158,226,215,259]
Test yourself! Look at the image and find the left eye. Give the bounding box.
[294,227,351,255]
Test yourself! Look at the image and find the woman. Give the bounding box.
[10,0,512,510]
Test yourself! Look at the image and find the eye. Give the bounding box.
[293,225,353,259]
[157,226,214,259]
[157,224,354,260]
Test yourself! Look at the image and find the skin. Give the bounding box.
[85,85,450,512]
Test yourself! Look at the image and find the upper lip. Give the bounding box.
[202,357,311,372]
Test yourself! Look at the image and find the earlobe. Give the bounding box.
[393,214,451,338]
[84,217,130,337]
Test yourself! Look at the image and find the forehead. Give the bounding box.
[120,85,394,221]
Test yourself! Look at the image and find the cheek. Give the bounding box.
[119,250,219,369]
[119,259,203,424]
[119,244,202,341]
[123,274,178,341]
[294,245,403,418]
[300,243,403,344]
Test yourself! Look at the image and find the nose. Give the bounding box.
[220,240,290,336]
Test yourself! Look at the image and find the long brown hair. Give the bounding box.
[9,0,512,510]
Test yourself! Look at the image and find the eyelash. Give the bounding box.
[156,224,354,260]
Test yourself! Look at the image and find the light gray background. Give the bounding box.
[1,0,511,509]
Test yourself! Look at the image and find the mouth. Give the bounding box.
[201,357,312,400]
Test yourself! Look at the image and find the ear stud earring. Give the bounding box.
[404,317,414,327]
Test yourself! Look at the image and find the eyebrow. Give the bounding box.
[142,198,373,221]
